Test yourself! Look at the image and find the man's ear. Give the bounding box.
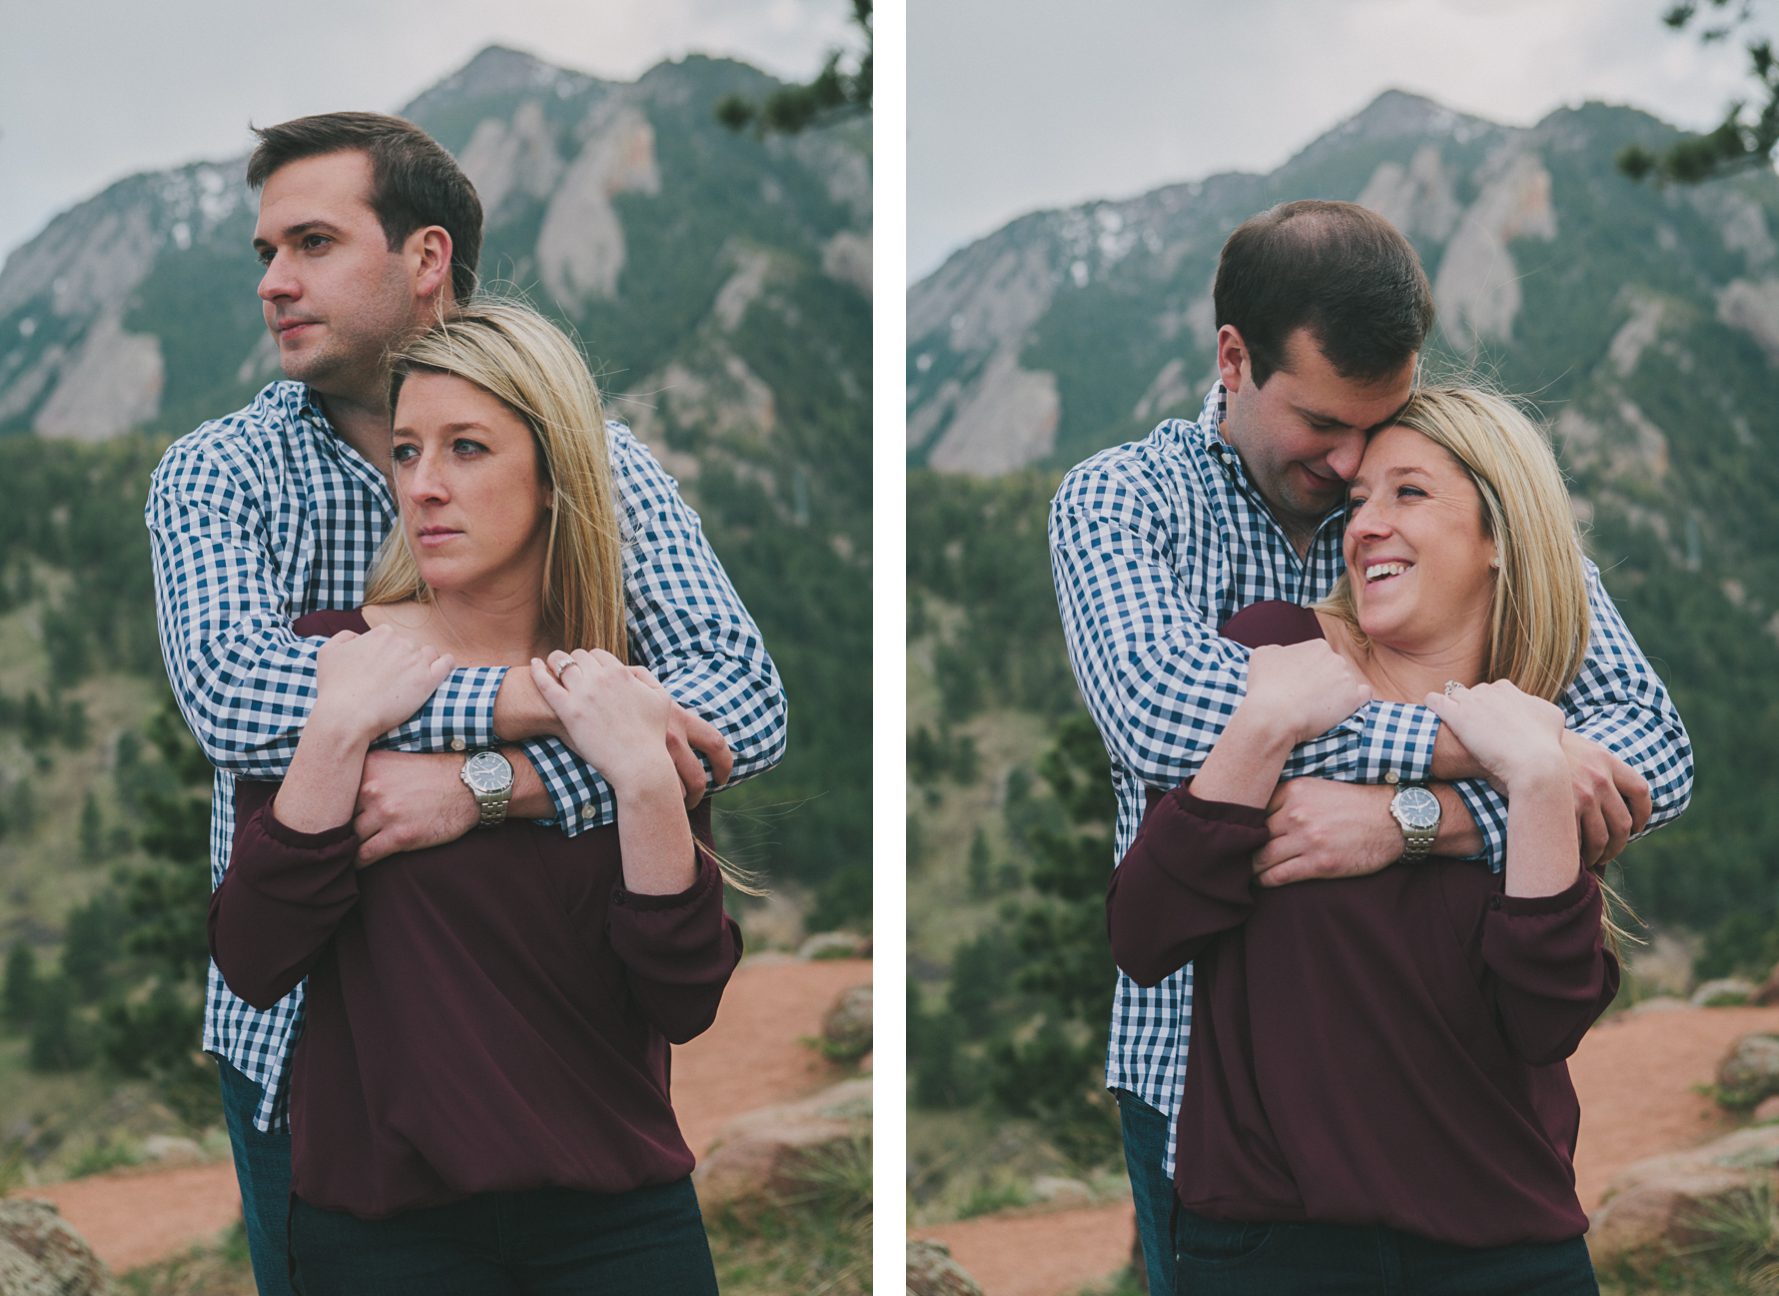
[411,226,455,303]
[1216,324,1250,395]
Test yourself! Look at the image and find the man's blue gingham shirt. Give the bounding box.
[1050,383,1694,1177]
[147,381,787,1134]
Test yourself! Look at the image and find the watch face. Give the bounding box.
[463,751,512,793]
[1394,786,1440,830]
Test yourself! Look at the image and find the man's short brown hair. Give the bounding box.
[247,112,482,303]
[1213,200,1435,387]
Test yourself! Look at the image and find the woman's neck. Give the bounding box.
[365,589,553,667]
[1314,611,1488,704]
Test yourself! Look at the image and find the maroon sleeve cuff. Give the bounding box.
[1481,869,1616,1064]
[1489,869,1595,917]
[611,846,721,911]
[259,804,358,852]
[1166,786,1271,830]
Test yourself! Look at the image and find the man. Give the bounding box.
[147,113,786,1294]
[1048,199,1692,1290]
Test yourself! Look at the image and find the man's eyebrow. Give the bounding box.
[250,219,345,250]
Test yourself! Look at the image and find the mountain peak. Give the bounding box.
[1350,89,1465,136]
[402,45,595,119]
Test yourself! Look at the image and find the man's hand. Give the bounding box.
[1253,779,1399,887]
[353,751,477,867]
[1561,731,1650,867]
[634,666,732,806]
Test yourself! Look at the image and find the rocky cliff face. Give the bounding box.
[905,90,1779,633]
[0,45,871,460]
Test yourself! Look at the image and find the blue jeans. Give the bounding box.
[289,1178,719,1295]
[1173,1207,1599,1295]
[216,1056,294,1296]
[1116,1089,1175,1294]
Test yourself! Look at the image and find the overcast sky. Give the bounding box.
[0,0,854,264]
[910,0,1779,281]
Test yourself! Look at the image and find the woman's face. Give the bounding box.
[391,371,552,598]
[1343,424,1497,653]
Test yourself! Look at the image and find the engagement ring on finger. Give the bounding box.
[1443,680,1464,697]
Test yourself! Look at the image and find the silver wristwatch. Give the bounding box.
[1388,783,1441,863]
[459,749,515,828]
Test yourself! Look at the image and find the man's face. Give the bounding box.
[252,151,423,399]
[1218,326,1417,543]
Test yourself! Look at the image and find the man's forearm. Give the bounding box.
[507,751,553,819]
[1430,783,1483,858]
[493,666,562,742]
[1428,724,1486,782]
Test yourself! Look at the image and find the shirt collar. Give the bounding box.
[1192,379,1349,553]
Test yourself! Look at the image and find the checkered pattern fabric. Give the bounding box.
[1050,382,1693,1176]
[147,381,786,1132]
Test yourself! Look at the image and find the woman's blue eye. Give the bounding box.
[392,444,418,463]
[453,439,485,455]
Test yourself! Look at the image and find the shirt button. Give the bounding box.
[1384,770,1400,785]
[450,738,466,753]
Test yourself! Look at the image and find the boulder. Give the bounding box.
[906,1239,985,1296]
[1030,1175,1093,1208]
[822,985,873,1061]
[694,1078,871,1219]
[1691,977,1758,1008]
[1621,995,1691,1018]
[1717,1033,1779,1108]
[140,1134,204,1167]
[798,931,870,961]
[0,1198,115,1296]
[1588,1124,1779,1270]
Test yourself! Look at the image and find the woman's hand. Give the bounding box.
[529,649,681,799]
[311,626,455,743]
[1424,680,1566,794]
[1241,639,1373,745]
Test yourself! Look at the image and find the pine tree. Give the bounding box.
[3,944,37,1026]
[1619,1,1779,182]
[716,0,871,136]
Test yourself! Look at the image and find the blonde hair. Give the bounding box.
[367,300,764,896]
[1320,385,1638,947]
[366,299,628,661]
[1319,384,1590,703]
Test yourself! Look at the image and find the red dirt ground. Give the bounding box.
[912,1005,1779,1296]
[13,956,871,1275]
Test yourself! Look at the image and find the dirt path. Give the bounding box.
[913,1004,1779,1296]
[14,956,870,1275]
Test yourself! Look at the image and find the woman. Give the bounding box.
[1107,386,1619,1295]
[208,302,740,1294]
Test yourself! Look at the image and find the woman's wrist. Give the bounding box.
[605,748,687,806]
[1494,744,1568,798]
[301,706,378,757]
[1225,702,1300,762]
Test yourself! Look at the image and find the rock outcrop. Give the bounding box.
[905,1239,986,1296]
[0,1199,115,1296]
[1717,1033,1779,1108]
[693,1077,871,1220]
[1588,1124,1779,1271]
[822,984,873,1061]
